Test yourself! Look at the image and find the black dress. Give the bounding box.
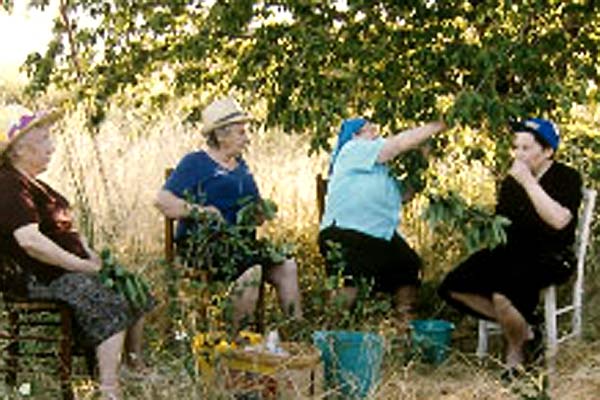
[439,162,583,322]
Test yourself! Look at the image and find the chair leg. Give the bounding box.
[544,287,558,372]
[256,282,265,333]
[59,307,74,400]
[6,309,19,387]
[84,347,97,378]
[476,320,489,359]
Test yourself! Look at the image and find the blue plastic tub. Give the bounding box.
[312,330,384,399]
[410,319,454,364]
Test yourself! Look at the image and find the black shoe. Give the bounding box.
[500,365,525,384]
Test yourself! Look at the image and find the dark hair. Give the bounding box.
[509,119,554,151]
[205,126,232,149]
[0,153,9,167]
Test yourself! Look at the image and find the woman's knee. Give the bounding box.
[270,259,298,285]
[236,264,263,288]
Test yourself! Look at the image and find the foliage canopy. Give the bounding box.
[7,0,600,151]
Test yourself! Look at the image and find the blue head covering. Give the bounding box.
[329,117,367,174]
[510,117,560,150]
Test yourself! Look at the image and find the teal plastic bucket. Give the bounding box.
[410,319,454,364]
[312,330,384,399]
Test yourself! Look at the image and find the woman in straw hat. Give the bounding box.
[0,106,152,400]
[155,97,302,330]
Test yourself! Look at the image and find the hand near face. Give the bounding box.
[508,159,535,187]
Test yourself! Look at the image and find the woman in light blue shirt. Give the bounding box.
[319,118,446,322]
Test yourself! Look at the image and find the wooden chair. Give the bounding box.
[163,168,265,333]
[476,187,597,367]
[0,258,95,400]
[316,173,328,220]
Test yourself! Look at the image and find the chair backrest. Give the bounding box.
[574,188,597,274]
[316,173,328,220]
[164,168,175,263]
[571,187,597,313]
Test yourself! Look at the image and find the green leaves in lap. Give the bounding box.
[183,197,292,278]
[235,196,278,226]
[99,248,152,310]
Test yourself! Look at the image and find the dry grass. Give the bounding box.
[1,103,599,399]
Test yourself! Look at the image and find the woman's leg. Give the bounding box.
[97,330,126,399]
[492,293,531,368]
[231,265,263,330]
[327,286,358,310]
[393,285,418,330]
[448,291,497,320]
[266,259,303,319]
[124,316,145,369]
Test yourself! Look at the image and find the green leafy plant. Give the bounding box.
[99,248,152,310]
[315,240,392,332]
[180,197,293,279]
[423,190,511,255]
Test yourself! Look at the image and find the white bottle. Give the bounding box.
[265,330,288,355]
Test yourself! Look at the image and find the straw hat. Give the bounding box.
[201,97,253,135]
[0,105,62,157]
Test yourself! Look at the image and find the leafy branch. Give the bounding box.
[179,197,293,279]
[99,248,152,310]
[422,191,511,255]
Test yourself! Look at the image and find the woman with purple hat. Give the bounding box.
[155,97,303,331]
[0,106,153,399]
[318,117,446,325]
[439,118,582,374]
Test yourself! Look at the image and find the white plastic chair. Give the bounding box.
[476,187,597,365]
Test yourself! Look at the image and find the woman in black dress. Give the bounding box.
[439,118,582,371]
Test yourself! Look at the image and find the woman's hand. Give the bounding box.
[202,205,223,219]
[508,159,535,188]
[80,257,101,273]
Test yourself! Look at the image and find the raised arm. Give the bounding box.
[377,121,446,163]
[13,224,101,273]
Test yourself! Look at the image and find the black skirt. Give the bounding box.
[438,244,575,322]
[318,226,422,293]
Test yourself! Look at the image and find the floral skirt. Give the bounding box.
[27,272,155,347]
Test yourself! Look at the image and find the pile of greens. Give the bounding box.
[178,197,293,279]
[99,248,152,310]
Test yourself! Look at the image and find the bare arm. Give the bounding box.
[80,237,101,265]
[377,121,446,163]
[154,189,221,219]
[13,224,100,273]
[509,160,572,230]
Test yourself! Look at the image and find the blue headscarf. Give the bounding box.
[329,117,367,174]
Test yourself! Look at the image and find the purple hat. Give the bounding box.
[510,118,560,150]
[0,108,62,156]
